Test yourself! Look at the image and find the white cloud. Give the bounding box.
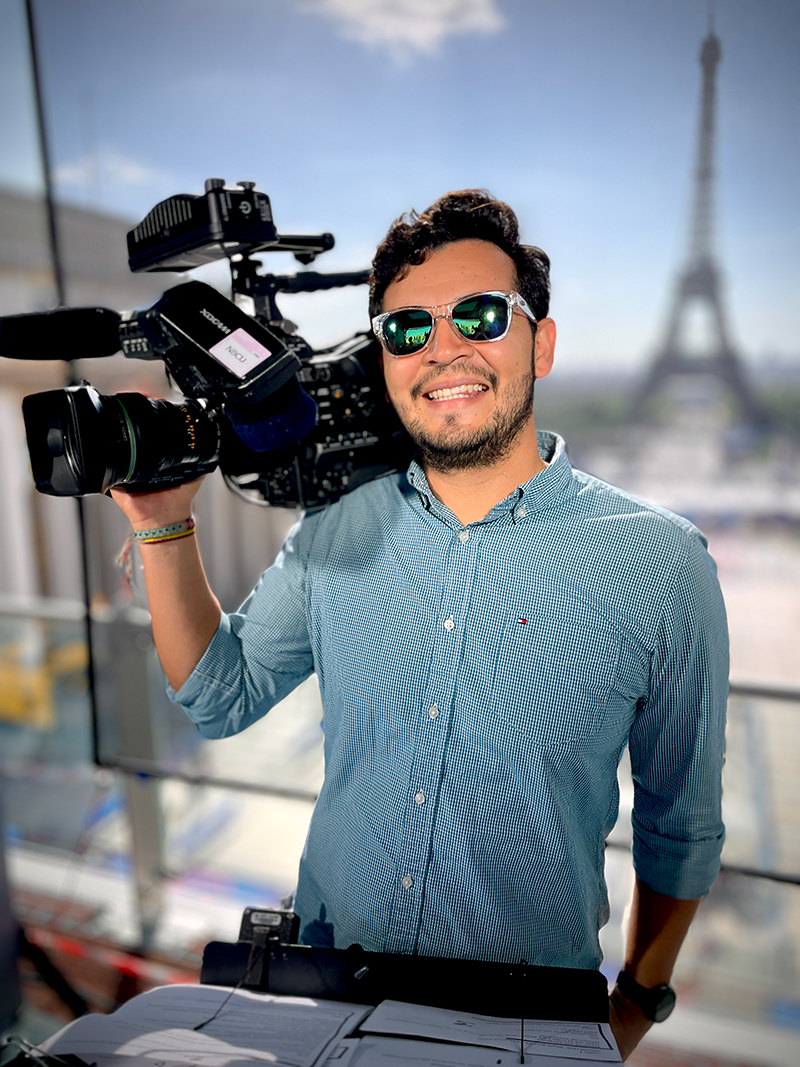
[303,0,505,62]
[54,149,171,192]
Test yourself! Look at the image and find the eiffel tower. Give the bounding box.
[631,24,769,429]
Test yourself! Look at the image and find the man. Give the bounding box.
[112,190,727,1059]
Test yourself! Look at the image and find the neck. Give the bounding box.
[422,421,547,525]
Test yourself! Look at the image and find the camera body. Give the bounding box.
[9,179,411,509]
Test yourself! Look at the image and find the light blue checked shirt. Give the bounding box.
[173,432,727,969]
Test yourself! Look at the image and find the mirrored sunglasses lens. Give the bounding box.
[382,309,433,355]
[452,294,510,341]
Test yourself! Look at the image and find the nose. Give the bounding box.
[424,314,472,364]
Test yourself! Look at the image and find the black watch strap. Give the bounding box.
[615,969,676,1023]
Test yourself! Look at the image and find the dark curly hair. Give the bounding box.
[369,189,550,323]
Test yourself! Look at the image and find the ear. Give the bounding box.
[533,317,556,380]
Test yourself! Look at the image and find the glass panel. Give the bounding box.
[0,606,97,854]
[722,691,800,878]
[1,597,322,953]
[602,848,800,1030]
[604,689,800,1028]
[88,601,324,798]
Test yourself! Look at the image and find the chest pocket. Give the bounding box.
[488,609,621,746]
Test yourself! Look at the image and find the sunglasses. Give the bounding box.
[372,290,537,358]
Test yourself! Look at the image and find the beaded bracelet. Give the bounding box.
[117,517,195,595]
[133,517,196,545]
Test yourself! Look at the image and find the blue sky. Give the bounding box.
[1,0,798,371]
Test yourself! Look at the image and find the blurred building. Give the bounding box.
[0,186,175,315]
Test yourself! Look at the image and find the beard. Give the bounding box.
[400,367,536,474]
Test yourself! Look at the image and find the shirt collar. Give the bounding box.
[404,432,575,524]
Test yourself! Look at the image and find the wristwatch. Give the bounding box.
[615,969,677,1022]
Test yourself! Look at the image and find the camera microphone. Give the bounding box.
[0,307,122,361]
[225,377,317,452]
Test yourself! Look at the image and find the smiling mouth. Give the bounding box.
[425,383,489,402]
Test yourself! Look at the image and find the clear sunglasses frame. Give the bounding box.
[371,290,538,358]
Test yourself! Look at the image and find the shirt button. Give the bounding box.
[458,530,470,543]
[401,875,413,889]
[443,615,455,631]
[428,705,440,719]
[517,505,527,519]
[414,790,426,805]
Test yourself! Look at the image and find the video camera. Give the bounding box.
[1,178,411,509]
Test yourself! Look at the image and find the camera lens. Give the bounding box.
[22,385,220,496]
[110,392,219,488]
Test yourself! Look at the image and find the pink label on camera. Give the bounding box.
[209,328,273,378]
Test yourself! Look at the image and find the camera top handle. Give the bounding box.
[231,255,371,327]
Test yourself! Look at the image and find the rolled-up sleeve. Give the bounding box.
[168,513,319,738]
[629,533,728,899]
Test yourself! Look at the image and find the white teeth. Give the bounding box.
[426,383,488,401]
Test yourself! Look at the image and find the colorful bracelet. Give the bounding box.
[133,517,196,545]
[117,517,196,595]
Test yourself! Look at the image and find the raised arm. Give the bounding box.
[110,478,220,691]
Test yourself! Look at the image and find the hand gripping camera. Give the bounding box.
[2,179,411,509]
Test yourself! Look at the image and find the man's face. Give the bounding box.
[379,239,554,473]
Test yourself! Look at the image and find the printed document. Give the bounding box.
[360,1001,620,1061]
[348,1036,619,1067]
[41,983,372,1067]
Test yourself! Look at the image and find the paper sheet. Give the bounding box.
[348,1036,618,1067]
[360,1001,620,1061]
[41,984,371,1067]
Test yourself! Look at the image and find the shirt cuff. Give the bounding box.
[632,815,725,899]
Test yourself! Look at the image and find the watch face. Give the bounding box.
[617,971,677,1022]
[652,985,677,1023]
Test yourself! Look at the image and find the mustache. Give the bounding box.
[410,363,499,401]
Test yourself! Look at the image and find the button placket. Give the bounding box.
[439,522,481,641]
[389,522,482,953]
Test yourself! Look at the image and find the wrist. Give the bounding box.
[614,969,676,1023]
[132,516,196,545]
[131,512,194,533]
